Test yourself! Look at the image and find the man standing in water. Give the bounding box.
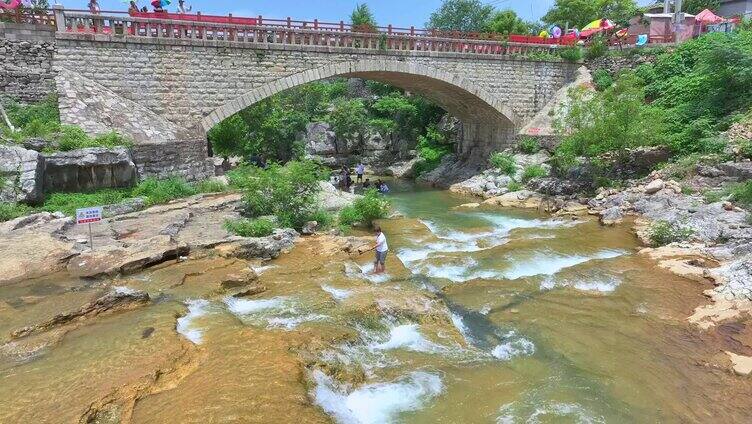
[373,225,388,274]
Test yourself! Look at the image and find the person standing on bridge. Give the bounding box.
[87,0,100,14]
[177,0,192,14]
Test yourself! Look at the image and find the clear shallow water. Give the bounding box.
[1,182,751,423]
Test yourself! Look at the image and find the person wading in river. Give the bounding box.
[372,225,388,274]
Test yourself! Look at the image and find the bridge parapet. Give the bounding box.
[52,8,573,59]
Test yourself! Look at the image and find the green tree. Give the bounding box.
[554,72,667,167]
[485,9,530,35]
[329,99,367,139]
[543,0,637,28]
[426,0,495,32]
[207,115,250,158]
[351,3,377,31]
[682,0,720,14]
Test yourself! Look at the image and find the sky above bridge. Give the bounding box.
[61,0,655,28]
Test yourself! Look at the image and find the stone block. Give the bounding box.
[43,147,137,193]
[0,144,45,204]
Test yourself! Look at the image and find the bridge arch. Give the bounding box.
[199,60,522,142]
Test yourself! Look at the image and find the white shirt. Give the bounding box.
[356,164,365,174]
[375,232,388,252]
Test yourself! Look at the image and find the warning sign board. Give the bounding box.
[76,207,103,225]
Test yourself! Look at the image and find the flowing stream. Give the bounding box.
[1,181,751,423]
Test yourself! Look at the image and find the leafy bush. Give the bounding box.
[730,181,752,209]
[0,202,30,222]
[521,165,547,182]
[307,209,335,229]
[132,177,198,206]
[4,95,59,129]
[490,152,516,176]
[637,31,752,155]
[56,127,131,152]
[554,73,666,172]
[195,179,229,194]
[224,218,276,238]
[517,136,541,154]
[507,180,522,192]
[39,189,130,216]
[592,69,613,91]
[329,99,367,139]
[648,220,694,246]
[558,46,582,62]
[340,189,390,227]
[415,124,452,176]
[236,160,327,231]
[338,205,363,227]
[585,35,608,60]
[739,141,752,159]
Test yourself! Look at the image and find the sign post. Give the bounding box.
[76,207,103,251]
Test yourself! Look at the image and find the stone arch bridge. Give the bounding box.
[47,8,579,179]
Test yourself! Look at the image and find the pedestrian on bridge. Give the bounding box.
[87,0,100,14]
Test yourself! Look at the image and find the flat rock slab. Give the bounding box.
[67,235,189,278]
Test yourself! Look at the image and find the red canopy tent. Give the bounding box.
[695,9,724,25]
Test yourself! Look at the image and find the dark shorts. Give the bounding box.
[375,250,388,265]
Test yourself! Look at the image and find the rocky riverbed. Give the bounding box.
[440,152,752,375]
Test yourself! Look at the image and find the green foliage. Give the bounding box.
[368,118,398,135]
[485,9,530,35]
[195,179,229,194]
[543,0,638,28]
[490,152,517,176]
[39,189,130,216]
[682,0,720,14]
[507,181,522,192]
[4,95,59,129]
[338,205,363,227]
[558,46,583,62]
[554,73,666,171]
[592,69,614,91]
[415,124,452,176]
[329,99,367,139]
[307,209,335,229]
[517,136,541,154]
[521,165,548,182]
[236,161,327,231]
[637,31,752,155]
[648,220,694,246]
[585,35,609,60]
[224,218,276,238]
[207,115,250,158]
[339,189,390,227]
[132,177,198,206]
[351,3,377,31]
[730,181,752,209]
[426,0,495,32]
[739,141,752,160]
[0,202,30,222]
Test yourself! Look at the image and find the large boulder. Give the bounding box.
[43,147,137,193]
[718,162,752,181]
[303,122,338,156]
[0,144,45,204]
[317,181,360,212]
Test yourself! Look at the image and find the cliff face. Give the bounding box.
[300,122,417,168]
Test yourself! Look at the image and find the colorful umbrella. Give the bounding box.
[151,0,170,7]
[580,19,615,38]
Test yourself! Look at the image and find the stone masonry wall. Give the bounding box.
[54,37,578,130]
[0,23,56,103]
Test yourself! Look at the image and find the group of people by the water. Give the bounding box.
[333,163,389,194]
